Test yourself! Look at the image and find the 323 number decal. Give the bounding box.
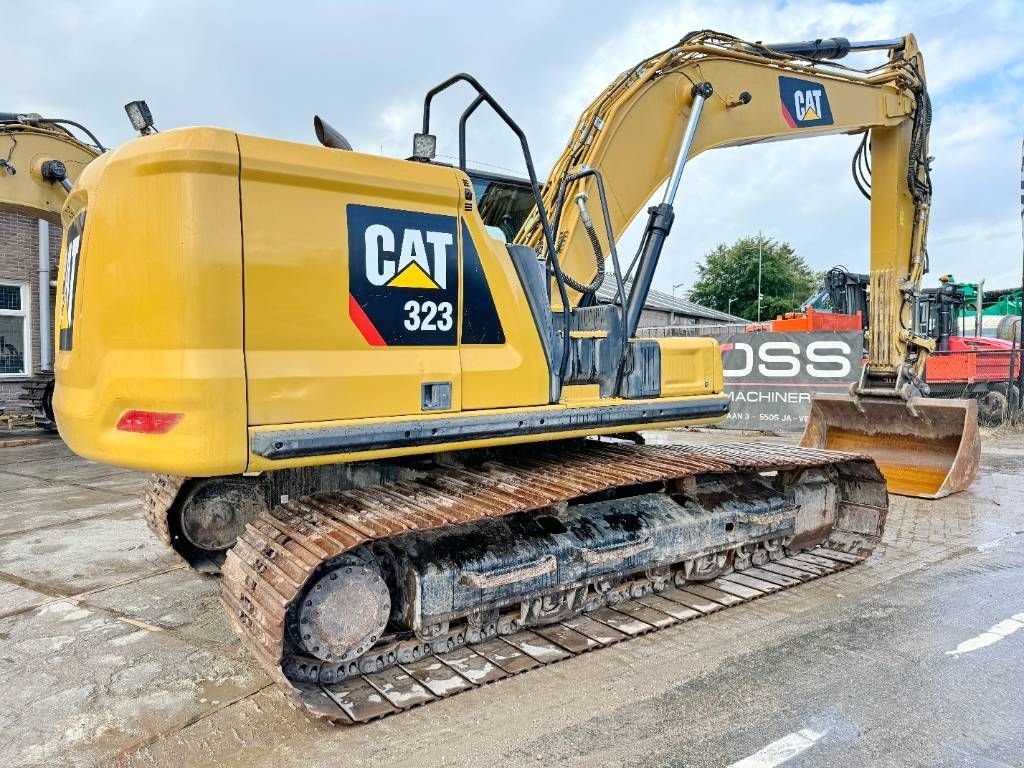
[404,300,454,332]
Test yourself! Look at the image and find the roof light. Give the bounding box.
[412,132,436,161]
[124,100,156,136]
[116,410,182,434]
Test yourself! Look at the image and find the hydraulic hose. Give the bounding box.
[559,192,606,295]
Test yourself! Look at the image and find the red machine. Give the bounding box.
[745,306,863,333]
[918,282,1021,424]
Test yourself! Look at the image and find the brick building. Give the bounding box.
[0,210,60,405]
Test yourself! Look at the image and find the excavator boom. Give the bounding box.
[513,30,975,499]
[0,114,102,427]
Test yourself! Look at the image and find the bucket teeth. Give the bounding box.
[218,440,887,724]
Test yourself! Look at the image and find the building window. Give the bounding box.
[0,283,30,376]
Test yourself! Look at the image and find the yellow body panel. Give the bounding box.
[54,128,727,477]
[458,215,549,411]
[54,129,248,475]
[655,337,723,398]
[238,136,465,424]
[560,384,602,403]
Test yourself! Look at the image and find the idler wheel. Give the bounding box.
[297,555,390,662]
[180,479,267,552]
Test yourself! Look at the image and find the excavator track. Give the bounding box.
[141,474,232,574]
[221,440,886,724]
[143,474,186,550]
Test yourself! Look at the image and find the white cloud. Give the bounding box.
[4,0,1022,298]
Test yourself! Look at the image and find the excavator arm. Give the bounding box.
[0,115,101,221]
[515,31,975,497]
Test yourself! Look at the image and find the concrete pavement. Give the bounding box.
[0,431,1021,767]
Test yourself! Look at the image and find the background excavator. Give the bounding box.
[37,30,977,723]
[0,113,101,425]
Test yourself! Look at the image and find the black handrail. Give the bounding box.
[421,73,572,389]
[457,95,485,171]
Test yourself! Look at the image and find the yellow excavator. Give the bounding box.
[0,113,101,425]
[32,30,978,723]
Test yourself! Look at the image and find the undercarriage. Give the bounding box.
[144,439,886,723]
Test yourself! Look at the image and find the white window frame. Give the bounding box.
[0,282,32,378]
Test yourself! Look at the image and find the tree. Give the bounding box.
[688,235,819,321]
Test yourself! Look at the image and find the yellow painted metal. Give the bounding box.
[655,337,722,398]
[520,37,914,311]
[0,123,99,221]
[54,129,248,476]
[238,134,464,425]
[802,396,980,498]
[458,205,549,411]
[560,384,602,403]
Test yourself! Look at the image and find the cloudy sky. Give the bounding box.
[10,0,1023,295]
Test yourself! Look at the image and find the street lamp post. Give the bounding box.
[728,297,737,315]
[670,282,685,326]
[756,234,763,322]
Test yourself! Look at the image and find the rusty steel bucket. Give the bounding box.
[800,394,980,499]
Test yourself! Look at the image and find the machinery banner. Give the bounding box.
[713,330,863,431]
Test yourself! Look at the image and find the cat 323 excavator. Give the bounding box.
[7,30,979,723]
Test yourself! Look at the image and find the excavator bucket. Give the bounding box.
[800,394,980,499]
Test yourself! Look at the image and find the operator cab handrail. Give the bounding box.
[416,73,572,385]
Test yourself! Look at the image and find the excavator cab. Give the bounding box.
[467,169,535,242]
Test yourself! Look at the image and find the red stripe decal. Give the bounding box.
[780,102,797,128]
[349,294,386,347]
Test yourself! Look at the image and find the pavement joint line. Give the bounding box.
[0,563,188,623]
[73,562,188,598]
[0,466,143,498]
[118,616,167,633]
[66,587,253,659]
[1,570,263,662]
[112,681,277,764]
[0,594,63,621]
[0,502,145,542]
[0,568,75,602]
[0,450,80,469]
